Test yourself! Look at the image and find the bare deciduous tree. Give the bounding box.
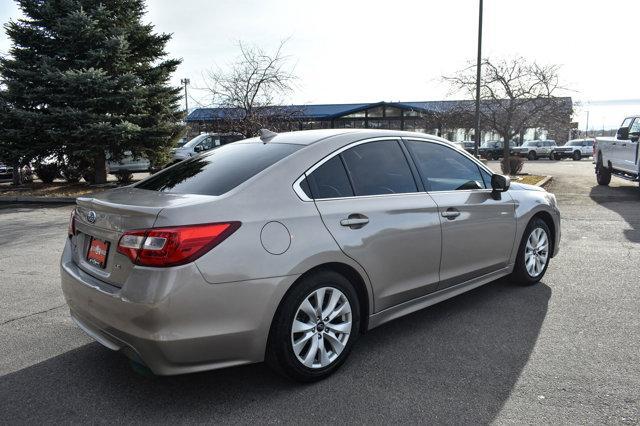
[444,57,571,173]
[205,40,298,137]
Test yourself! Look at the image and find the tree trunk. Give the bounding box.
[94,151,107,184]
[11,161,22,186]
[501,132,511,175]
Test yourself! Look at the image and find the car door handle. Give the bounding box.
[340,215,369,228]
[622,143,627,147]
[441,208,461,220]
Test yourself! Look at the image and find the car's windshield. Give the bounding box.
[567,141,581,146]
[182,134,209,148]
[135,143,302,196]
[522,141,536,146]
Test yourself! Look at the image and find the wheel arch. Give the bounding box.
[531,211,556,258]
[269,262,372,341]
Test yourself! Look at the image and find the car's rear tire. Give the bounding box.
[549,151,556,160]
[509,217,552,285]
[572,151,581,161]
[596,155,611,186]
[266,269,360,382]
[527,151,537,160]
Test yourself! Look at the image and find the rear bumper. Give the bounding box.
[60,241,299,375]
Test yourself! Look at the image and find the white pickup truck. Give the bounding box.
[595,116,640,187]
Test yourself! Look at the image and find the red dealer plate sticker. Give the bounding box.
[86,237,110,269]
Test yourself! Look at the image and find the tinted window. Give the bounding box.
[406,140,486,191]
[341,140,417,196]
[630,118,640,134]
[299,178,313,198]
[135,143,300,196]
[306,156,354,199]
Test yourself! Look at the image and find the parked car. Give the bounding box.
[0,163,13,179]
[514,140,558,160]
[452,140,476,155]
[478,140,516,160]
[171,133,244,162]
[107,151,150,173]
[554,138,594,161]
[61,129,561,382]
[595,116,640,188]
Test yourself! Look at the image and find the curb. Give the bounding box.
[0,195,77,204]
[536,176,553,188]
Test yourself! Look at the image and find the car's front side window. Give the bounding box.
[406,140,486,191]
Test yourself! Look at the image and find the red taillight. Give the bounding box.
[117,222,241,267]
[68,209,76,237]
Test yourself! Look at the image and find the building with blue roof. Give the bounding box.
[185,98,573,143]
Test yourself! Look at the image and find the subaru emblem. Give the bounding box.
[86,211,97,224]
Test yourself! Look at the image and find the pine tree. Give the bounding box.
[0,0,184,184]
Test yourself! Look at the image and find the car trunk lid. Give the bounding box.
[72,187,211,287]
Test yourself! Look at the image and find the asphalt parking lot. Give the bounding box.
[0,159,638,424]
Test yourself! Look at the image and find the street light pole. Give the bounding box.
[585,110,590,138]
[474,0,483,158]
[180,78,190,116]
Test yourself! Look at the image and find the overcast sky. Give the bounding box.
[1,0,639,129]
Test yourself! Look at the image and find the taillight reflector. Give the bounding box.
[117,222,240,267]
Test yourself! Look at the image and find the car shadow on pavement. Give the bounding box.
[589,184,640,243]
[0,279,551,423]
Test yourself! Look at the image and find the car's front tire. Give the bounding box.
[572,151,582,161]
[510,217,552,285]
[528,151,537,160]
[266,270,360,382]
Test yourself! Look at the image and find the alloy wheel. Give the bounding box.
[524,227,549,277]
[291,287,352,369]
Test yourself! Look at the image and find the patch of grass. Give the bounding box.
[512,175,547,186]
[0,182,115,198]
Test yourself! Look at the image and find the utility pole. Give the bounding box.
[585,110,589,138]
[474,0,483,158]
[181,78,190,116]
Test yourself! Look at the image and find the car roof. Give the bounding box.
[237,129,453,146]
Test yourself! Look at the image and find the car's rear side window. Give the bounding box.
[341,140,417,196]
[306,156,354,199]
[135,143,301,196]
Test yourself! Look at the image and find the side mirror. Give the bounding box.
[193,145,204,153]
[491,174,510,200]
[616,127,629,140]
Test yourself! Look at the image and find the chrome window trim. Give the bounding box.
[291,135,497,202]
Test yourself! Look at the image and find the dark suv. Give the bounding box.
[478,141,516,160]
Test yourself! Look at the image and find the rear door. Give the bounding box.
[404,139,516,289]
[306,138,442,312]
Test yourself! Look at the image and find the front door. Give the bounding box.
[620,117,640,173]
[304,138,442,312]
[404,139,517,289]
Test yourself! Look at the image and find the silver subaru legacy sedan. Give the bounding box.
[61,129,560,382]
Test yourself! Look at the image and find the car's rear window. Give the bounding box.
[135,143,301,195]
